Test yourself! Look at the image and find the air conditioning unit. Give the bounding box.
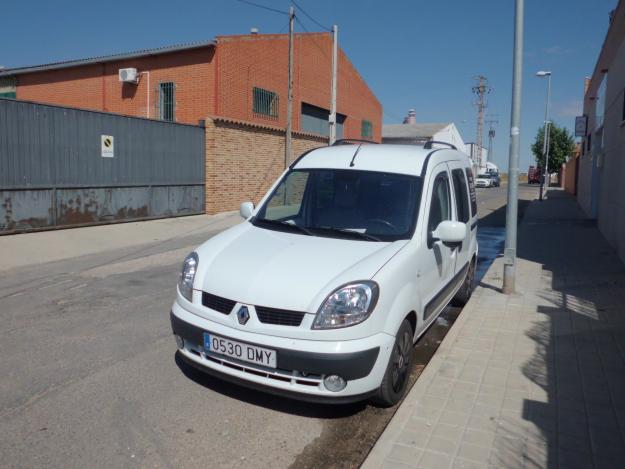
[118,68,139,84]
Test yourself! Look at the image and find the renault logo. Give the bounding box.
[237,306,250,325]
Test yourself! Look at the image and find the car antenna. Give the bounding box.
[349,143,363,167]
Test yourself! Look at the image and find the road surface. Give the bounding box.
[0,183,537,469]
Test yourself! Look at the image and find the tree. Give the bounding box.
[531,122,576,174]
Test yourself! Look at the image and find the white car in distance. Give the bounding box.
[475,173,495,188]
[171,141,478,406]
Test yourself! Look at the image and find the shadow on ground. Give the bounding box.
[482,190,625,467]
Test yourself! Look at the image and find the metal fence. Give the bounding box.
[0,98,205,233]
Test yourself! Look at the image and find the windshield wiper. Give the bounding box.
[254,218,315,236]
[316,226,382,242]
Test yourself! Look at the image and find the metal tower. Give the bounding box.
[472,76,492,168]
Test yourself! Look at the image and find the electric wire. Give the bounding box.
[294,16,331,61]
[291,0,331,31]
[233,0,288,16]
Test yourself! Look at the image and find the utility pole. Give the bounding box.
[536,71,552,200]
[485,115,499,169]
[472,75,492,171]
[285,6,295,168]
[502,0,524,295]
[329,24,338,145]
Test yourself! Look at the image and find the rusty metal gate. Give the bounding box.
[0,98,205,233]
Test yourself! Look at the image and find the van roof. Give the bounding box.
[292,144,466,176]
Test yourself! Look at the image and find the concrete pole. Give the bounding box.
[329,24,338,145]
[285,6,295,168]
[502,0,524,295]
[545,119,551,189]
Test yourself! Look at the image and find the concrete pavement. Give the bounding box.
[363,189,625,468]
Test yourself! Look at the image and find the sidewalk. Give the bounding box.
[364,190,625,469]
[0,212,239,271]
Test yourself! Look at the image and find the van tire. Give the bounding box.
[452,257,476,307]
[371,319,414,408]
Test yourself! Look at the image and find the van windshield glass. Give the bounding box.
[253,169,421,241]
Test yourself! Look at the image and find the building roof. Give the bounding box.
[382,123,450,139]
[0,40,216,77]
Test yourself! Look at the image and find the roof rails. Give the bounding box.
[423,140,457,150]
[332,138,378,146]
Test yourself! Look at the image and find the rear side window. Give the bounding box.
[428,172,451,234]
[465,168,478,217]
[452,169,470,223]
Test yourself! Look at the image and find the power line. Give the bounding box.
[294,16,331,60]
[233,0,287,16]
[291,0,331,31]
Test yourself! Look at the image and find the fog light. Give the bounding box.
[323,375,347,392]
[174,334,184,349]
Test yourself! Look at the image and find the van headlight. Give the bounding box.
[178,252,199,302]
[312,281,379,329]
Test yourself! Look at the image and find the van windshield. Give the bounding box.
[253,169,421,242]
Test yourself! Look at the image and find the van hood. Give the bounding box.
[195,223,407,313]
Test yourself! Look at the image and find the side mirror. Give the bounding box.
[240,201,254,219]
[429,220,466,248]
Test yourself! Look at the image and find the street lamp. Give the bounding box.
[536,70,552,201]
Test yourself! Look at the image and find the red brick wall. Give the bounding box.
[16,47,216,125]
[216,33,382,141]
[14,34,381,138]
[205,116,328,214]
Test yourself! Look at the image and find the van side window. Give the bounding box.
[428,172,451,234]
[465,168,478,217]
[451,169,470,223]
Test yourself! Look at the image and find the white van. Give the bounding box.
[171,141,478,406]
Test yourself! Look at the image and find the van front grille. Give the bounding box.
[255,306,306,326]
[202,292,236,315]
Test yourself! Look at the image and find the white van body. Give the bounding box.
[171,143,478,406]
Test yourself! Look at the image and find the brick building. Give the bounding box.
[0,33,381,142]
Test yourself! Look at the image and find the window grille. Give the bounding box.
[253,87,279,118]
[159,82,175,122]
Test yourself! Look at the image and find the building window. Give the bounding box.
[300,102,345,138]
[361,119,373,138]
[253,87,279,118]
[159,82,175,122]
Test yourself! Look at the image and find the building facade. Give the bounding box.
[577,0,625,264]
[0,33,381,142]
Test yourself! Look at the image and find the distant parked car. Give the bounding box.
[528,166,541,184]
[475,173,494,188]
[488,171,501,187]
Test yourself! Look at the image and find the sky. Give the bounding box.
[1,0,617,171]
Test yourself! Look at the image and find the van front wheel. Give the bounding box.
[372,319,413,407]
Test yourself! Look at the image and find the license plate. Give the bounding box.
[203,332,277,368]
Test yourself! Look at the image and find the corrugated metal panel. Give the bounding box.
[0,98,205,233]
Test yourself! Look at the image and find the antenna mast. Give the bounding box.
[472,76,492,170]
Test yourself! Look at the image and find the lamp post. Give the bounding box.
[536,70,552,200]
[502,0,524,294]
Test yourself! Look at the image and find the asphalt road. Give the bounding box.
[0,183,537,469]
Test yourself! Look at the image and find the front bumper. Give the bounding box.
[170,302,395,403]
